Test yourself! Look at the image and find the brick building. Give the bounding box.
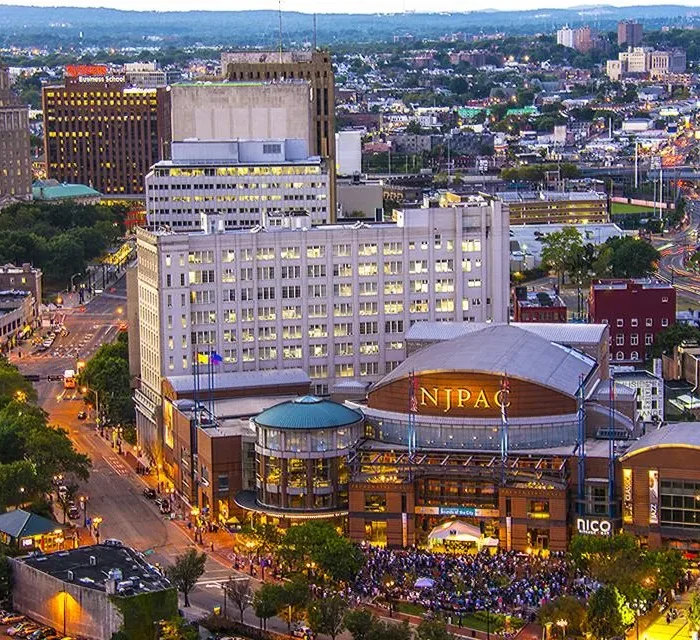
[42,70,170,195]
[513,287,567,323]
[0,64,32,203]
[589,279,675,365]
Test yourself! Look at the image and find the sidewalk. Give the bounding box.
[629,588,695,640]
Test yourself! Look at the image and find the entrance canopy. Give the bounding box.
[428,519,500,549]
[428,519,481,543]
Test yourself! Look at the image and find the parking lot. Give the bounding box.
[0,611,74,640]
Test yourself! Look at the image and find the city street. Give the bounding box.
[10,277,293,628]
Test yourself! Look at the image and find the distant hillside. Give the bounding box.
[0,4,699,48]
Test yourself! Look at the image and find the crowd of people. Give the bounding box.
[351,547,592,620]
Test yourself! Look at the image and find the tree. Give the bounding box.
[604,236,660,278]
[56,482,79,524]
[345,608,378,640]
[538,596,587,635]
[0,553,11,604]
[687,592,700,633]
[540,227,584,286]
[279,577,310,633]
[253,583,285,631]
[159,617,199,640]
[308,594,349,640]
[242,521,282,558]
[372,619,413,640]
[223,576,252,622]
[651,323,700,358]
[167,549,206,608]
[587,585,628,640]
[415,619,455,640]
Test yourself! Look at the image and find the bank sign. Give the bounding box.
[576,517,614,536]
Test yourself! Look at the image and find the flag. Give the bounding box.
[211,351,223,364]
[197,352,209,365]
[408,371,418,413]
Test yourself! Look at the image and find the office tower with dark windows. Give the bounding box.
[0,64,31,203]
[42,68,170,195]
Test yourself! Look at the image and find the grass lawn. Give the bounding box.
[393,602,502,632]
[611,202,655,215]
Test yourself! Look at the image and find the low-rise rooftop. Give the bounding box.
[20,544,171,596]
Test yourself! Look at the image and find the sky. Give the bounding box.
[0,0,698,12]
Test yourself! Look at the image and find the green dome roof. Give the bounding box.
[254,395,363,430]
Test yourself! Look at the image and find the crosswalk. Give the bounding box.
[103,455,129,476]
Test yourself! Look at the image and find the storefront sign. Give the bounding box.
[419,387,510,413]
[414,505,499,518]
[623,468,633,524]
[576,517,613,535]
[401,513,408,548]
[649,470,659,525]
[77,75,126,83]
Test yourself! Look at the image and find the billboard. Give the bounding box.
[649,469,659,525]
[65,64,108,78]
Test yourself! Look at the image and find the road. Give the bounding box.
[11,276,299,629]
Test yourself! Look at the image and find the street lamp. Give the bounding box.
[556,619,568,640]
[79,496,88,528]
[92,516,102,543]
[81,386,101,430]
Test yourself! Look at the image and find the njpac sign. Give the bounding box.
[576,517,613,536]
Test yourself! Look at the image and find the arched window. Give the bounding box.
[616,351,625,360]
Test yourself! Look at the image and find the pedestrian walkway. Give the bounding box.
[631,588,696,640]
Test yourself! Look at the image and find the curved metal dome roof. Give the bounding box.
[254,395,363,430]
[372,324,596,398]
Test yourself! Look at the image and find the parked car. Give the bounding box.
[1,613,25,624]
[7,622,35,636]
[142,488,157,499]
[102,538,123,547]
[77,411,87,420]
[68,506,80,520]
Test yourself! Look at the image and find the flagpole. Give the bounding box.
[208,349,214,419]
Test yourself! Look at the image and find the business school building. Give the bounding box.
[236,323,642,552]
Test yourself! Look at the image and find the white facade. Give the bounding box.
[134,202,509,443]
[556,27,575,49]
[335,130,362,177]
[614,370,664,423]
[145,139,331,230]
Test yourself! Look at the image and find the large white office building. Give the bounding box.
[134,200,509,446]
[146,139,331,230]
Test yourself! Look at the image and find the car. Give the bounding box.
[159,502,171,514]
[77,411,87,420]
[42,340,53,348]
[68,506,80,520]
[102,538,123,547]
[2,613,25,624]
[291,626,315,639]
[28,627,56,639]
[16,628,41,639]
[142,488,157,499]
[58,485,68,498]
[94,288,104,295]
[7,622,35,636]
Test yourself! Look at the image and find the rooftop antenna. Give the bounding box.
[278,0,283,62]
[313,13,317,50]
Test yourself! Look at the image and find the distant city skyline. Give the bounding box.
[0,0,695,13]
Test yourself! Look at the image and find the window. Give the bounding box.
[631,318,638,327]
[359,302,378,316]
[334,283,352,297]
[282,265,301,279]
[384,261,403,275]
[410,300,429,313]
[631,351,639,361]
[307,264,326,278]
[283,325,302,339]
[385,320,404,334]
[257,266,275,280]
[617,319,624,327]
[359,321,378,335]
[260,347,277,361]
[435,259,453,273]
[383,242,402,255]
[309,324,328,338]
[410,260,428,274]
[281,246,300,259]
[263,143,282,154]
[334,303,353,317]
[283,346,303,359]
[333,244,351,257]
[335,343,354,356]
[334,263,352,277]
[358,263,377,276]
[360,341,379,355]
[645,334,654,346]
[335,364,354,377]
[360,362,380,376]
[630,334,639,346]
[309,344,327,357]
[257,247,275,260]
[282,285,301,299]
[308,304,327,318]
[334,323,353,337]
[307,245,325,259]
[646,318,653,327]
[616,351,624,360]
[365,492,387,512]
[358,243,377,256]
[616,335,624,346]
[257,286,275,300]
[528,500,550,518]
[384,301,403,314]
[384,281,403,295]
[359,282,377,296]
[308,284,327,298]
[662,318,669,327]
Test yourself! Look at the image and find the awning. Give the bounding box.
[428,519,482,543]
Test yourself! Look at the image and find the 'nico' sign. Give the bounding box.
[576,517,613,536]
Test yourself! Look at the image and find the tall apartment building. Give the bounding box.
[606,47,686,80]
[133,202,509,445]
[221,51,336,219]
[0,64,31,202]
[42,72,170,194]
[617,20,643,47]
[556,26,594,53]
[589,279,675,365]
[146,139,331,230]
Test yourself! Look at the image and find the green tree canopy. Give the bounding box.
[308,594,349,640]
[587,585,629,640]
[540,227,584,285]
[166,549,206,608]
[603,236,660,278]
[415,619,455,640]
[651,323,700,358]
[253,583,285,630]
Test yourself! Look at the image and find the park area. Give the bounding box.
[610,202,656,215]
